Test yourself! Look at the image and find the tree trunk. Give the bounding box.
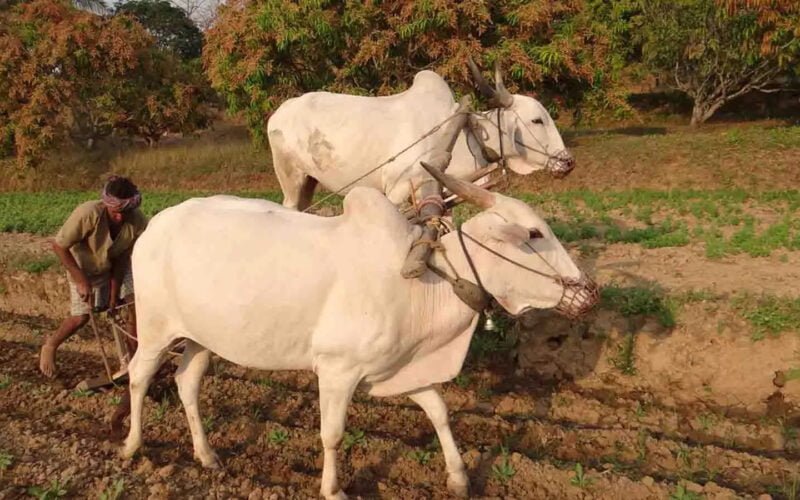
[690,99,724,126]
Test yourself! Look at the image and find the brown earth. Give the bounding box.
[2,232,800,499]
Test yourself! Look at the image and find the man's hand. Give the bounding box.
[77,274,91,303]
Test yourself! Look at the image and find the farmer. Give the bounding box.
[39,175,147,378]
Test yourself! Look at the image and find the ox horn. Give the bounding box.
[493,62,514,108]
[467,56,497,101]
[420,160,495,209]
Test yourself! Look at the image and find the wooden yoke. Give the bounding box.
[401,95,471,279]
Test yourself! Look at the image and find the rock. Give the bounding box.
[156,464,175,479]
[135,458,154,476]
[641,476,655,487]
[757,494,773,500]
[247,487,263,500]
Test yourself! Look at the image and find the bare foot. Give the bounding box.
[39,342,57,378]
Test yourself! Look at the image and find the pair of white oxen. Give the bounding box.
[121,62,599,498]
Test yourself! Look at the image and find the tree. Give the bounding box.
[115,0,204,60]
[0,0,215,165]
[638,0,800,125]
[203,0,626,141]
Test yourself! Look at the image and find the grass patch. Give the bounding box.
[600,284,676,328]
[734,295,800,340]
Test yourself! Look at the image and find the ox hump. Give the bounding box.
[342,187,413,237]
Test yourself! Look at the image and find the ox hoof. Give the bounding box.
[119,445,139,461]
[198,452,222,469]
[321,490,347,500]
[447,475,469,498]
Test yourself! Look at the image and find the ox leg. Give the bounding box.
[317,365,360,500]
[121,346,164,459]
[274,156,316,211]
[407,386,469,498]
[174,340,218,468]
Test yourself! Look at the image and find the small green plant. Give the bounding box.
[202,416,215,433]
[670,484,702,500]
[149,397,170,422]
[0,374,11,389]
[109,395,122,406]
[491,447,516,484]
[27,479,68,499]
[99,479,125,500]
[570,462,593,489]
[268,428,289,445]
[610,333,637,375]
[736,294,800,340]
[21,256,58,274]
[780,419,798,446]
[409,449,432,465]
[0,450,13,475]
[72,388,92,398]
[634,401,648,419]
[453,374,471,388]
[343,429,366,451]
[697,413,715,432]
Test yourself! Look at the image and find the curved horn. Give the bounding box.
[493,61,514,108]
[467,56,496,100]
[420,160,495,209]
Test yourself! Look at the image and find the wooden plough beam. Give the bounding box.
[401,95,472,279]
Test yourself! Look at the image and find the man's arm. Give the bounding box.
[108,251,131,312]
[52,240,90,301]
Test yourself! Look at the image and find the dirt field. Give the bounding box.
[2,220,799,499]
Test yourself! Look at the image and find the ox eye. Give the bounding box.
[532,118,544,125]
[529,228,544,240]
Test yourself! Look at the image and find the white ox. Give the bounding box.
[267,61,575,210]
[120,169,597,499]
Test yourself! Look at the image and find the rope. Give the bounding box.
[302,110,467,213]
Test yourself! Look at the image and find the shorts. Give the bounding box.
[68,268,134,316]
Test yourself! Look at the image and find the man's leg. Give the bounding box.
[39,314,89,378]
[40,276,103,378]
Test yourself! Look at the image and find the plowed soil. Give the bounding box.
[1,230,799,499]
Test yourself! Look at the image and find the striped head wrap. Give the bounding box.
[101,176,142,212]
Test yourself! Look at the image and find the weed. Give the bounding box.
[72,388,92,398]
[610,333,637,375]
[150,398,170,422]
[636,428,649,463]
[0,374,11,389]
[634,401,648,419]
[268,428,289,445]
[21,256,58,274]
[99,479,125,500]
[27,479,68,499]
[491,448,516,484]
[408,449,432,465]
[670,484,702,500]
[343,429,366,451]
[0,450,12,475]
[697,413,715,432]
[785,367,800,382]
[600,284,675,327]
[780,419,798,446]
[202,416,215,433]
[453,374,471,388]
[735,295,800,339]
[109,395,122,406]
[570,462,593,489]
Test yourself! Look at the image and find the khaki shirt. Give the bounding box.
[54,200,148,279]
